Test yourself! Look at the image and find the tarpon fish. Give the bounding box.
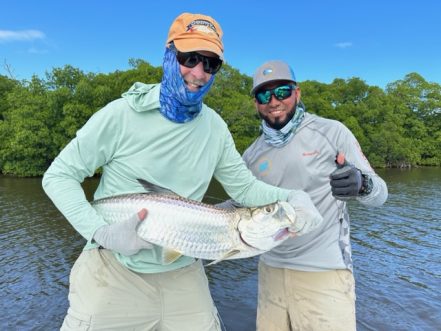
[92,179,296,265]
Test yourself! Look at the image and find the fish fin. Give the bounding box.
[137,179,179,196]
[161,248,183,265]
[204,249,241,267]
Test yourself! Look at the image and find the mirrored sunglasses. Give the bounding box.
[255,85,296,104]
[176,51,223,74]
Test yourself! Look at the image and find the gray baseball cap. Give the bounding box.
[251,60,296,95]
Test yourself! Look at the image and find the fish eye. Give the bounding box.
[264,205,274,213]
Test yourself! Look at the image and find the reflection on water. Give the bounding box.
[0,177,85,330]
[351,168,441,331]
[1,168,440,331]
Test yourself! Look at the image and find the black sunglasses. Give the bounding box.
[255,84,296,104]
[176,51,223,74]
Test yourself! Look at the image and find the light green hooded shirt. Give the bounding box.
[43,83,290,273]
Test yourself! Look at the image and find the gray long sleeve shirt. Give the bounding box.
[242,113,388,272]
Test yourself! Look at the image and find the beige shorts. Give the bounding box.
[61,249,221,331]
[257,261,356,331]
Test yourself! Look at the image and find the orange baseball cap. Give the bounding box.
[166,13,224,60]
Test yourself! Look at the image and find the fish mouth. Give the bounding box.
[273,228,290,241]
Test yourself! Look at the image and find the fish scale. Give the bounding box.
[149,202,238,257]
[92,191,295,262]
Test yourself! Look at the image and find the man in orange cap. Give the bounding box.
[43,13,323,330]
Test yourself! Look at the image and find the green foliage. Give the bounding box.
[0,75,19,120]
[0,77,53,176]
[205,64,259,153]
[0,61,440,176]
[301,76,441,168]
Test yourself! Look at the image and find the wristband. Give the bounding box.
[359,174,373,196]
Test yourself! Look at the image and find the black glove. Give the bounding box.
[330,164,362,199]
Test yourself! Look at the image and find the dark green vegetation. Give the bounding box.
[0,60,440,176]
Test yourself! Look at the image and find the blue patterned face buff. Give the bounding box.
[261,102,306,147]
[159,46,215,123]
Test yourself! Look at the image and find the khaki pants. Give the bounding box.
[61,249,221,331]
[257,261,356,331]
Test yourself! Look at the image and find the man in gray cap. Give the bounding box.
[244,60,388,330]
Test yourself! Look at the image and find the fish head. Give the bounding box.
[237,201,296,251]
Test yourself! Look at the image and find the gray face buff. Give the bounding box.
[261,103,305,147]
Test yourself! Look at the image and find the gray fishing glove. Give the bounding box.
[92,209,153,256]
[287,190,323,236]
[330,164,362,199]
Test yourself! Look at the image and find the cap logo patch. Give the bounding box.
[186,19,219,36]
[263,68,273,75]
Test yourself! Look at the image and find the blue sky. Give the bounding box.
[1,1,440,88]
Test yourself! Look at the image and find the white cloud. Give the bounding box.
[334,42,353,49]
[0,29,46,43]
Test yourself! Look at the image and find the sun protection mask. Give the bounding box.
[255,84,296,104]
[261,102,306,148]
[159,45,215,123]
[176,51,222,74]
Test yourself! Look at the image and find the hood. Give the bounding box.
[122,82,161,113]
[299,112,316,128]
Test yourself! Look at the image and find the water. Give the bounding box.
[1,169,440,331]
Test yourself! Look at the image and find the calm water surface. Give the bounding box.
[1,168,440,331]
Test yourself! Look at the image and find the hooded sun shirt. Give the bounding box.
[42,78,291,273]
[159,46,215,123]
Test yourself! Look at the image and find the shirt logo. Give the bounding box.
[302,150,320,156]
[256,158,271,177]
